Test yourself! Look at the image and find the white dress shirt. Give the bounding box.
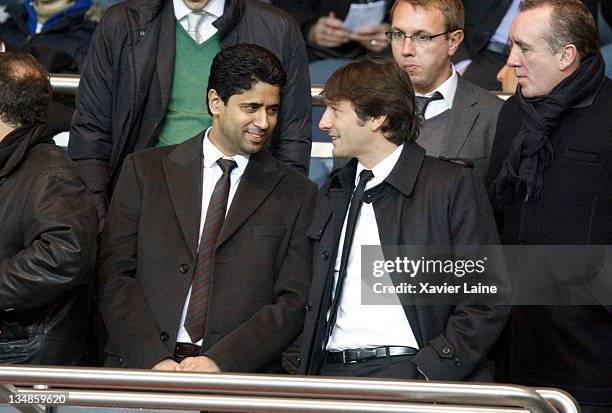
[327,144,420,351]
[173,0,225,44]
[177,128,250,344]
[415,66,458,120]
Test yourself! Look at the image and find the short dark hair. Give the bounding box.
[207,44,287,115]
[520,0,599,59]
[322,57,419,145]
[0,52,51,127]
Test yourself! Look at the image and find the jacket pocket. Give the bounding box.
[252,225,286,238]
[566,148,602,164]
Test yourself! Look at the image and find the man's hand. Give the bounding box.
[349,23,390,52]
[179,356,221,372]
[152,359,182,371]
[308,16,351,48]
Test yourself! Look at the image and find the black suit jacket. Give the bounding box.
[97,133,317,371]
[300,142,509,381]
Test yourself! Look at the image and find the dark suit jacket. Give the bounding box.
[435,76,503,183]
[486,80,612,405]
[300,142,509,381]
[97,133,317,371]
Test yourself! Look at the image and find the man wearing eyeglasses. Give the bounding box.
[388,0,502,183]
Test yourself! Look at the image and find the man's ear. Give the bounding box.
[369,114,388,132]
[559,43,578,71]
[208,89,223,115]
[447,29,464,57]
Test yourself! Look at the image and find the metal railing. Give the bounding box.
[0,365,579,413]
[49,74,513,103]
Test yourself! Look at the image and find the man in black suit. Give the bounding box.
[487,0,611,409]
[299,57,509,380]
[97,44,316,372]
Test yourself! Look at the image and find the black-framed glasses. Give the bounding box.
[385,30,449,46]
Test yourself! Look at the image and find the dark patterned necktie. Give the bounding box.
[325,169,374,341]
[415,91,444,121]
[184,158,237,342]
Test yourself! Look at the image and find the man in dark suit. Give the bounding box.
[97,44,317,372]
[388,0,502,183]
[487,0,611,409]
[299,57,509,380]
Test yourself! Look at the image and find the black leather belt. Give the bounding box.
[174,342,201,361]
[485,41,510,56]
[325,346,418,364]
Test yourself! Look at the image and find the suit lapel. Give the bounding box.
[216,149,283,247]
[329,162,356,242]
[162,134,204,260]
[442,77,479,157]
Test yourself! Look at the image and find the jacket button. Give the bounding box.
[296,355,302,364]
[321,251,330,260]
[441,347,451,355]
[454,358,462,367]
[139,30,145,36]
[160,332,169,341]
[305,302,312,312]
[178,264,189,273]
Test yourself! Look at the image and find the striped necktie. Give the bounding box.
[184,158,237,342]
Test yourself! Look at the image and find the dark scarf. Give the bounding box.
[492,53,606,205]
[0,123,55,177]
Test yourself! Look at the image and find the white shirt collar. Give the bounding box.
[415,64,459,111]
[355,144,404,189]
[203,128,249,173]
[173,0,225,22]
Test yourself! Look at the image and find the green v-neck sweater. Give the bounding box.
[156,24,221,147]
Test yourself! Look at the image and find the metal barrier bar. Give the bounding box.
[48,74,513,102]
[536,389,581,413]
[0,366,578,413]
[50,74,80,96]
[16,389,529,413]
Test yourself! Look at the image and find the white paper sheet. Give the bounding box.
[343,0,386,32]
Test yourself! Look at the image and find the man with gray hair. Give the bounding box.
[487,1,611,410]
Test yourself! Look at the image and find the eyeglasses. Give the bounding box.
[385,30,449,46]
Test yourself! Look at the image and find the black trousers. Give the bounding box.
[319,354,420,380]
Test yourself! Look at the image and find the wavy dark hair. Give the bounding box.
[207,44,286,115]
[0,52,51,127]
[322,57,419,145]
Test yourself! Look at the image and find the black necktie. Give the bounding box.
[184,158,237,343]
[325,169,375,342]
[415,91,444,121]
